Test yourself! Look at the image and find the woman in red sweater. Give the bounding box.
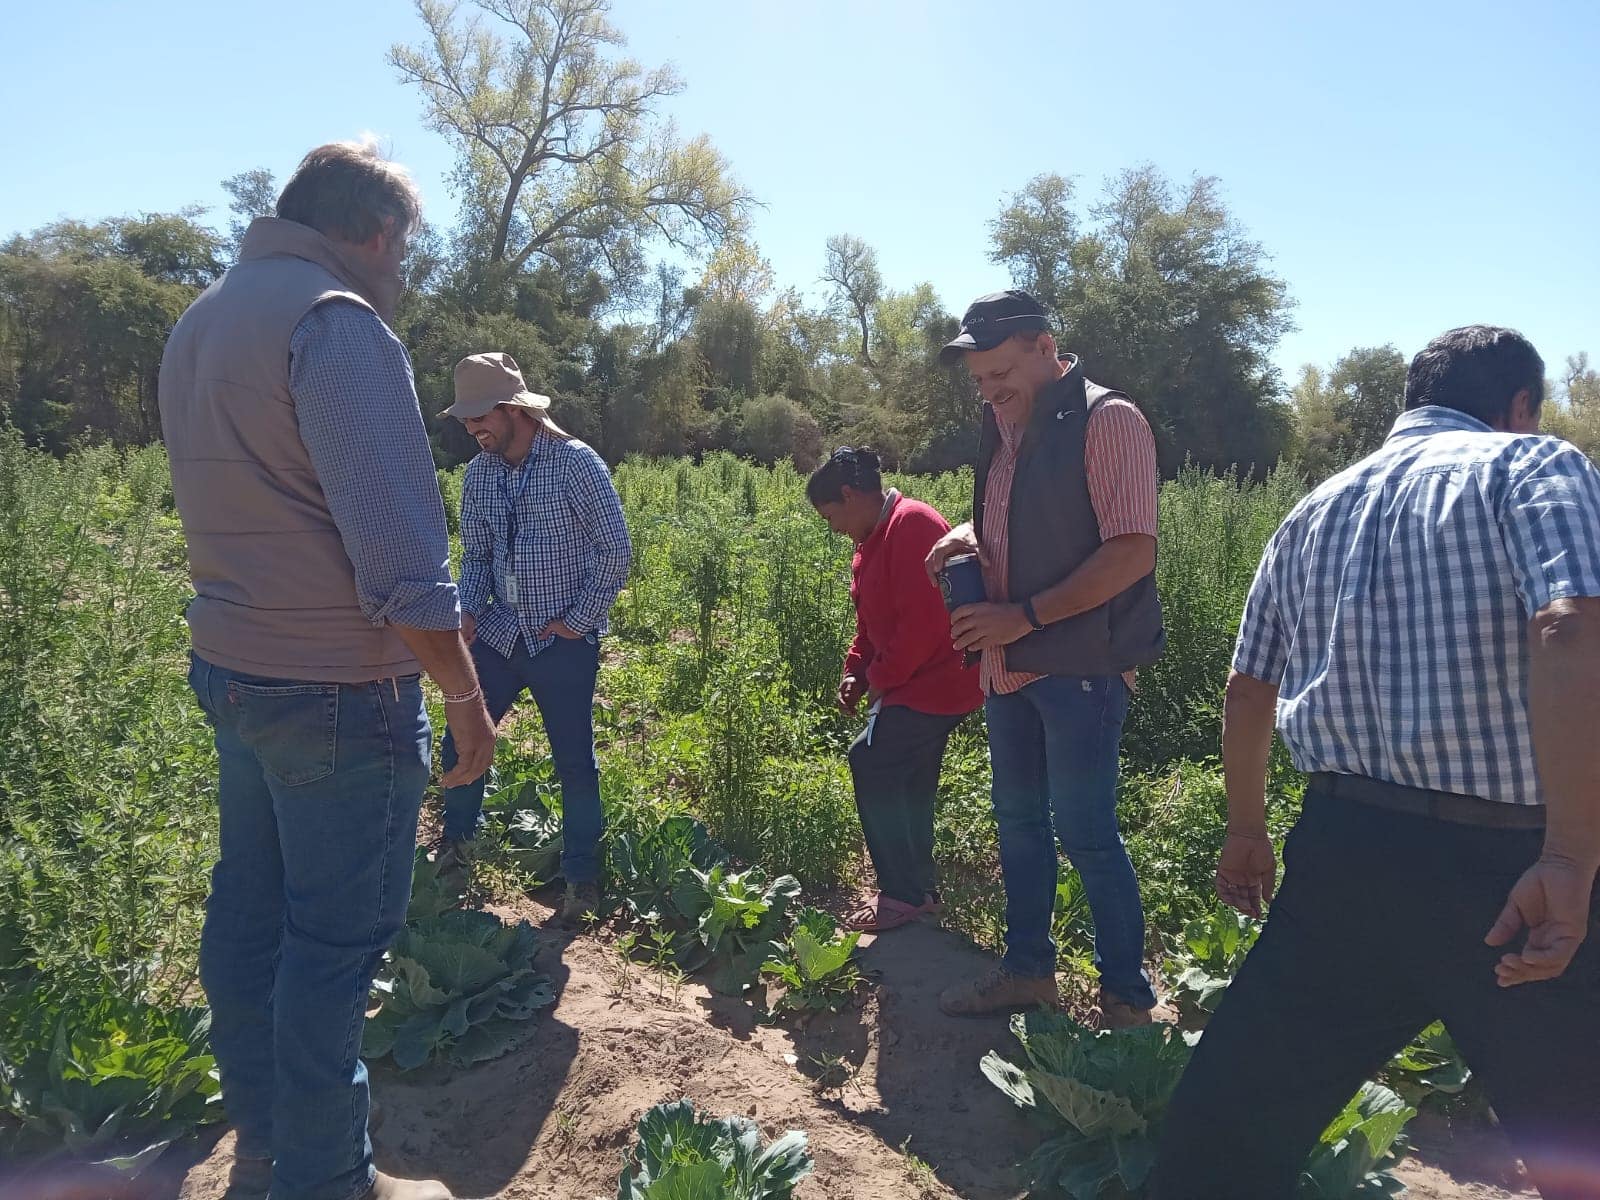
[808,448,983,932]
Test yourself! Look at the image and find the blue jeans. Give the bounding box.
[187,654,430,1200]
[440,634,603,883]
[985,673,1155,1009]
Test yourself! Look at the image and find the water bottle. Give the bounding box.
[937,552,986,667]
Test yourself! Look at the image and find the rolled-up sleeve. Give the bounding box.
[289,300,459,630]
[1499,439,1600,616]
[560,444,632,635]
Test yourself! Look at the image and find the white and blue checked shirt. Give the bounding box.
[1234,406,1600,806]
[459,428,632,658]
[289,301,459,631]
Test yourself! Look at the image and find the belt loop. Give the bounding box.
[390,677,399,702]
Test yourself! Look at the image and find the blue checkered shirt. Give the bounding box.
[458,429,632,658]
[289,301,458,630]
[1234,406,1600,806]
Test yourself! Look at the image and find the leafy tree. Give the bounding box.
[987,172,1078,319]
[219,168,278,260]
[990,166,1294,475]
[822,234,883,374]
[0,214,222,446]
[700,236,774,305]
[1289,345,1406,481]
[390,0,752,302]
[1545,352,1600,462]
[738,394,822,470]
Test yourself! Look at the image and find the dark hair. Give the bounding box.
[276,139,422,245]
[806,446,883,505]
[1404,325,1545,425]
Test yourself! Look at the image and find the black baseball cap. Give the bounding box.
[939,289,1051,365]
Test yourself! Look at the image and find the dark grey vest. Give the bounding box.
[972,357,1166,676]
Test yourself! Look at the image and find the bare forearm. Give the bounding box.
[394,625,479,696]
[1528,599,1600,871]
[1031,534,1156,625]
[1223,670,1278,836]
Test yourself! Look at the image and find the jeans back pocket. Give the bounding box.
[227,681,339,786]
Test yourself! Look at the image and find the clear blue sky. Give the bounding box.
[3,0,1596,381]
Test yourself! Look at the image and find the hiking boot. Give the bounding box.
[431,836,473,887]
[222,1154,272,1200]
[559,880,600,927]
[938,964,1059,1017]
[1091,988,1156,1030]
[363,1171,453,1200]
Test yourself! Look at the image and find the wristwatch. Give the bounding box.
[1022,597,1046,632]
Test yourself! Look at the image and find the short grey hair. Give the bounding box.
[276,139,422,245]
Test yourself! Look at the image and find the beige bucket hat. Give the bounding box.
[441,352,552,420]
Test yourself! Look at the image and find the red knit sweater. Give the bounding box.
[843,494,983,717]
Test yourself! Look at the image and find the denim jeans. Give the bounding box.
[985,673,1155,1008]
[1153,788,1600,1199]
[440,634,603,883]
[847,706,965,907]
[188,654,430,1200]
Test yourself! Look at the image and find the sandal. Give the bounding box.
[843,892,924,932]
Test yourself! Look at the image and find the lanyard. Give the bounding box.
[500,457,537,570]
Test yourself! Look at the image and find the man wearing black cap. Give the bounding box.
[926,290,1165,1026]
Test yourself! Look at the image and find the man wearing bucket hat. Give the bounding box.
[925,290,1166,1026]
[438,352,632,925]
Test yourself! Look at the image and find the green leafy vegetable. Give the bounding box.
[672,866,801,995]
[1383,1022,1472,1107]
[608,815,728,926]
[363,909,555,1070]
[981,1009,1196,1200]
[1298,1082,1415,1198]
[760,907,861,1013]
[616,1098,813,1200]
[1164,908,1261,1018]
[0,998,221,1175]
[482,771,566,883]
[406,845,464,922]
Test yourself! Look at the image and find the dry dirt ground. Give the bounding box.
[12,895,1536,1200]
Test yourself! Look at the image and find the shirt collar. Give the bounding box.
[876,487,900,530]
[493,426,552,475]
[858,489,901,552]
[1387,405,1495,441]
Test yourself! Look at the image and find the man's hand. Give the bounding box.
[838,674,867,714]
[951,602,1030,652]
[461,611,476,646]
[924,522,985,586]
[1485,857,1596,986]
[440,698,495,788]
[1214,832,1277,919]
[540,619,584,641]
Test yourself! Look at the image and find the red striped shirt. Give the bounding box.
[980,398,1158,695]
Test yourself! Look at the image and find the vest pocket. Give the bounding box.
[227,681,339,786]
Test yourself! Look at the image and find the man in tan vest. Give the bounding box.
[159,140,492,1200]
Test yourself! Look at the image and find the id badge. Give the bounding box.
[503,574,519,605]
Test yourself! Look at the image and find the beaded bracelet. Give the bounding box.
[442,684,482,705]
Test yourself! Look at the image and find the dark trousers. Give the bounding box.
[847,705,964,907]
[1153,785,1600,1200]
[440,634,603,882]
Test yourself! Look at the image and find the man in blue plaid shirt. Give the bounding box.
[1154,326,1600,1199]
[437,352,632,925]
